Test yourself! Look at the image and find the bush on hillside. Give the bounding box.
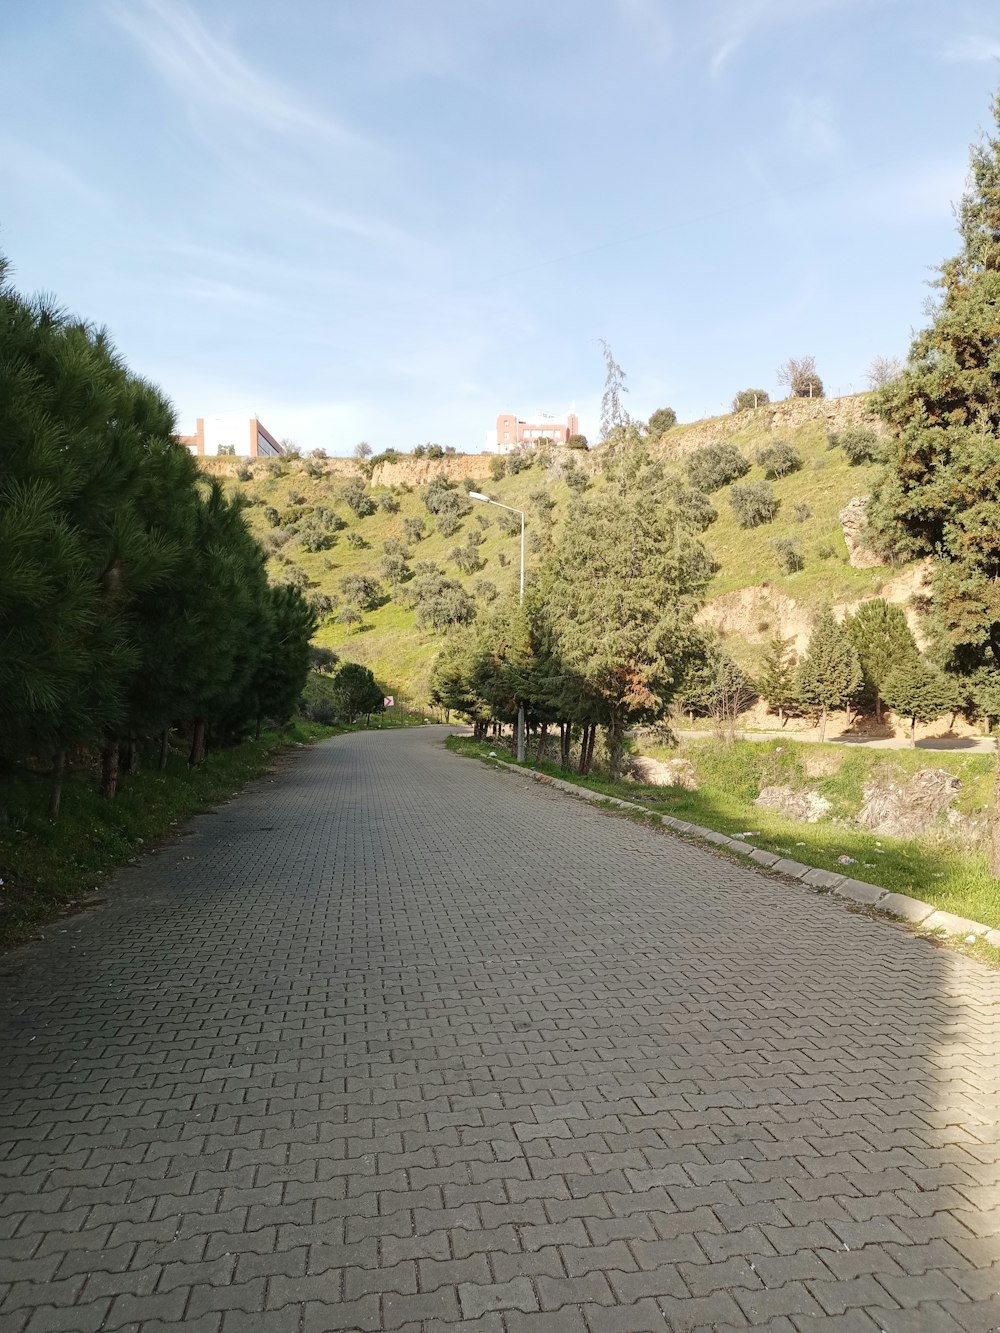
[755,440,801,479]
[451,540,484,575]
[376,490,400,513]
[566,434,589,450]
[339,572,382,611]
[235,461,253,482]
[488,455,507,480]
[732,388,770,412]
[829,427,881,465]
[473,579,498,604]
[506,449,535,474]
[409,564,477,629]
[772,536,804,573]
[402,516,426,543]
[341,476,376,517]
[262,505,280,527]
[793,502,812,522]
[685,442,751,493]
[496,508,522,536]
[729,480,779,528]
[647,407,677,436]
[345,531,369,549]
[675,488,717,531]
[298,518,335,553]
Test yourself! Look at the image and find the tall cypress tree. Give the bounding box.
[795,608,862,742]
[869,86,1000,866]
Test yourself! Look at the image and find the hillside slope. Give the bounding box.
[212,394,903,702]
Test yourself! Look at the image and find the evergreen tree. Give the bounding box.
[332,663,384,723]
[795,608,862,741]
[881,657,963,746]
[546,435,712,777]
[868,86,1000,864]
[758,635,798,725]
[846,599,918,723]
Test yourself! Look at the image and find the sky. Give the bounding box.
[2,1,1000,454]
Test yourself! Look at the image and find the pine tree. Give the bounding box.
[868,86,1000,865]
[758,635,798,725]
[846,599,918,723]
[795,608,862,742]
[881,657,963,746]
[546,436,713,777]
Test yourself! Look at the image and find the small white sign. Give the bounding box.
[384,696,394,707]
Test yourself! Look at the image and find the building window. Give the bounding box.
[257,431,278,457]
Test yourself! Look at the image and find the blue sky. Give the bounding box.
[2,1,999,453]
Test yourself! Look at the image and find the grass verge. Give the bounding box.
[0,720,341,951]
[446,735,1000,939]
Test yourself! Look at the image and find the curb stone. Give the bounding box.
[486,757,998,949]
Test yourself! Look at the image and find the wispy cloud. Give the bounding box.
[941,33,1000,62]
[706,0,864,76]
[105,0,372,149]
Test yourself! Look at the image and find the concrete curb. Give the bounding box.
[488,757,1000,950]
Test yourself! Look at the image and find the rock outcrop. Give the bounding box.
[839,496,883,569]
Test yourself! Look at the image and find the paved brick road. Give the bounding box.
[2,727,999,1332]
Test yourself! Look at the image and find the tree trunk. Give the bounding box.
[100,738,119,800]
[991,732,1000,877]
[910,716,917,747]
[255,713,262,740]
[536,721,548,765]
[49,750,66,819]
[581,722,597,775]
[875,694,883,725]
[577,724,589,774]
[818,707,827,744]
[606,709,624,781]
[159,728,171,771]
[560,723,571,770]
[189,718,207,767]
[122,731,137,775]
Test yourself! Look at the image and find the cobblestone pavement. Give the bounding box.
[2,726,1000,1333]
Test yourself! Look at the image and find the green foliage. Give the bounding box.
[882,657,963,742]
[772,536,804,573]
[408,564,477,630]
[341,476,376,517]
[345,531,369,549]
[732,388,770,412]
[235,461,253,482]
[685,442,750,493]
[496,507,522,537]
[755,440,801,479]
[846,599,918,720]
[450,538,484,575]
[562,460,590,494]
[297,517,335,552]
[869,89,1000,695]
[795,607,862,737]
[758,635,799,720]
[647,407,677,436]
[729,480,778,528]
[488,455,507,480]
[376,490,400,513]
[675,488,717,531]
[331,662,384,722]
[339,572,382,611]
[565,433,589,450]
[675,636,757,730]
[793,502,811,522]
[262,505,280,527]
[473,579,498,604]
[402,515,426,544]
[829,426,881,465]
[506,449,535,475]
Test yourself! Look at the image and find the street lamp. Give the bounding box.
[468,491,526,762]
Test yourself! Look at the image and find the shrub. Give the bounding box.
[676,488,717,531]
[262,505,280,527]
[474,511,492,529]
[777,356,824,399]
[563,461,589,493]
[409,564,477,629]
[496,508,522,536]
[412,444,427,459]
[282,444,302,460]
[336,606,362,626]
[339,573,381,611]
[506,449,535,474]
[461,477,477,493]
[308,592,337,620]
[488,455,507,480]
[382,538,409,558]
[426,444,444,459]
[377,553,409,584]
[305,459,325,478]
[729,481,778,528]
[817,538,838,559]
[473,579,498,603]
[300,692,338,726]
[235,461,253,481]
[277,563,309,588]
[793,502,812,522]
[732,388,769,412]
[435,509,462,538]
[402,516,426,543]
[263,528,292,554]
[497,551,508,567]
[376,490,400,513]
[829,427,881,465]
[772,537,804,573]
[422,475,456,513]
[685,442,750,493]
[451,541,484,575]
[565,434,589,450]
[287,489,306,506]
[309,447,328,459]
[341,477,376,517]
[298,519,334,553]
[755,440,801,479]
[345,531,369,549]
[647,407,677,436]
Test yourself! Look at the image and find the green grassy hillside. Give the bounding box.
[219,396,896,702]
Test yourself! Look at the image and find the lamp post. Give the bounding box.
[469,491,526,762]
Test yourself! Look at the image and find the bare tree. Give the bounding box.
[353,440,372,459]
[777,355,824,399]
[866,355,904,390]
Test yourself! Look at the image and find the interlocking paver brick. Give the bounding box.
[1,725,998,1330]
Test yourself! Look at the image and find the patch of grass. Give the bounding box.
[0,720,338,950]
[446,734,1000,930]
